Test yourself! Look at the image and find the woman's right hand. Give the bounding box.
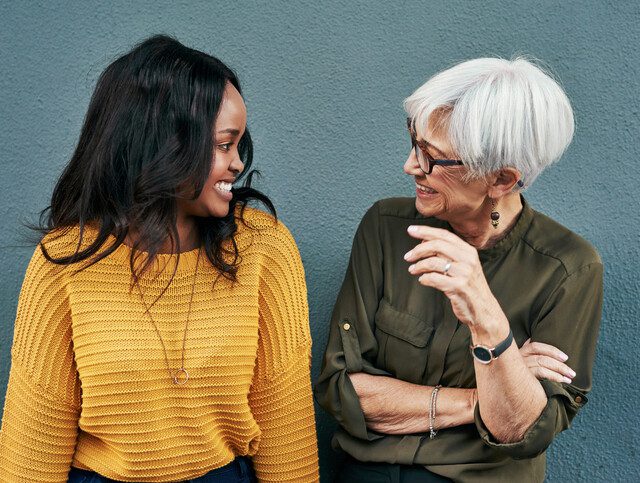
[519,339,576,384]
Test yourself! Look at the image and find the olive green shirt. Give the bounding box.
[315,197,603,483]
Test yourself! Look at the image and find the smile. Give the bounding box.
[214,181,233,193]
[416,183,438,194]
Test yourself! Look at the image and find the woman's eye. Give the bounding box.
[419,147,433,160]
[218,143,233,152]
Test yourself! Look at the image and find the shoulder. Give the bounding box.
[371,197,422,219]
[235,206,300,259]
[39,223,102,259]
[236,205,279,231]
[355,197,437,236]
[524,209,602,275]
[14,231,75,345]
[357,197,421,226]
[26,227,86,276]
[25,223,112,285]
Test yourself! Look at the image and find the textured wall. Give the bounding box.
[1,1,638,481]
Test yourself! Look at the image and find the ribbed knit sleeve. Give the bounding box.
[0,241,81,483]
[248,219,319,482]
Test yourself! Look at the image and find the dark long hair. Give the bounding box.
[32,35,275,287]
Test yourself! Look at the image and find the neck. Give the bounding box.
[167,215,200,253]
[448,193,523,250]
[125,214,200,254]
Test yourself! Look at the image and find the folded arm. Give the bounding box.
[348,373,476,434]
[405,225,603,456]
[348,336,574,435]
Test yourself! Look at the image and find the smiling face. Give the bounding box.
[177,83,247,220]
[403,113,490,223]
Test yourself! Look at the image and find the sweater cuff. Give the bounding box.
[0,362,80,482]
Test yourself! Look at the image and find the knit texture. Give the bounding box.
[0,208,319,482]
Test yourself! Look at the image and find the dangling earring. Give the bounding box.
[490,199,500,229]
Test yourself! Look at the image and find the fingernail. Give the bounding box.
[408,264,416,272]
[408,225,417,233]
[563,377,572,384]
[569,369,576,378]
[560,352,569,361]
[404,251,411,260]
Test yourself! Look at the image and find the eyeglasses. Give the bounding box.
[406,118,464,175]
[406,118,526,188]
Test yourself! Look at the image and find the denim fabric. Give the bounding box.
[67,457,256,483]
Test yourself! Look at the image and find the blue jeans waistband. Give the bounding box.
[67,456,256,482]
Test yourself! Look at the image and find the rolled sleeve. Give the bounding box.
[316,320,389,441]
[475,380,587,459]
[475,262,603,459]
[314,203,389,441]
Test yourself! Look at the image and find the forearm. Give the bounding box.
[348,373,476,434]
[471,315,548,443]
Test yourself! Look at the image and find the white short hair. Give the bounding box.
[404,57,575,187]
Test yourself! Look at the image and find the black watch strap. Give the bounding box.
[491,329,513,359]
[470,328,514,364]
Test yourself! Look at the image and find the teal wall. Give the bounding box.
[1,1,638,481]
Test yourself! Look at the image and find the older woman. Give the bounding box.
[315,57,603,482]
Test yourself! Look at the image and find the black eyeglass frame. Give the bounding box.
[406,117,525,187]
[406,118,464,175]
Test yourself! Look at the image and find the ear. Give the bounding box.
[487,168,522,198]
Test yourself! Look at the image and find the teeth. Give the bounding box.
[416,183,437,194]
[215,181,232,192]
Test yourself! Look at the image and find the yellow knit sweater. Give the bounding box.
[0,208,319,482]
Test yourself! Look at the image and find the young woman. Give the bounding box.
[0,35,319,482]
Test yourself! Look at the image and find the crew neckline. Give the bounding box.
[104,233,204,275]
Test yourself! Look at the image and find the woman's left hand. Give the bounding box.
[404,225,501,329]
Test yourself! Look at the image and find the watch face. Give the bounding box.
[472,346,492,363]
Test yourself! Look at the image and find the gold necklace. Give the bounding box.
[137,248,201,385]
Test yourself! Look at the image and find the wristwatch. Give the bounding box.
[470,329,513,364]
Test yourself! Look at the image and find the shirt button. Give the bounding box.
[575,396,583,403]
[343,323,351,331]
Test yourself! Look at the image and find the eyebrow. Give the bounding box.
[216,128,241,135]
[417,139,448,157]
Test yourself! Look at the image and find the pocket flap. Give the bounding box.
[374,300,433,348]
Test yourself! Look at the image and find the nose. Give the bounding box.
[404,149,423,177]
[230,156,244,176]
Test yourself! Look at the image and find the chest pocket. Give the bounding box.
[374,299,434,384]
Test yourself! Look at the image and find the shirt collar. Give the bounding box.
[476,195,533,262]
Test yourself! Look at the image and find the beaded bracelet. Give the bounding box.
[429,385,442,439]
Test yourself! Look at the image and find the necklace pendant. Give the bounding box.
[173,367,189,385]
